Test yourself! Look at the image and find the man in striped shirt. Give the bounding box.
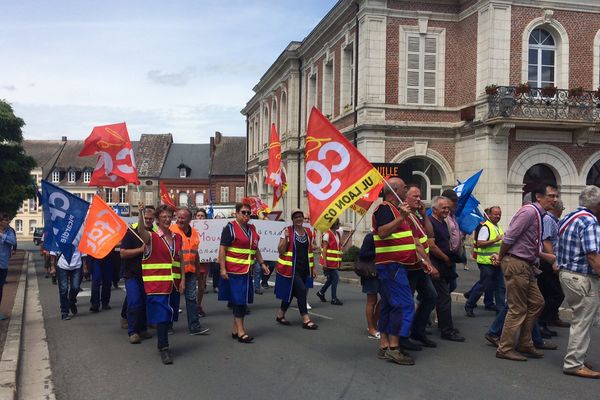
[557,185,600,379]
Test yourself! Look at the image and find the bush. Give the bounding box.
[342,245,360,262]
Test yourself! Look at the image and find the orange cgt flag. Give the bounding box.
[159,181,177,209]
[265,124,288,208]
[79,195,127,258]
[305,107,384,231]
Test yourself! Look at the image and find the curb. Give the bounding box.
[0,252,29,400]
[317,273,574,321]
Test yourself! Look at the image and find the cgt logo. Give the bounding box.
[305,141,350,201]
[80,195,127,258]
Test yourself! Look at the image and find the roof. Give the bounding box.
[53,140,96,171]
[160,143,211,179]
[211,136,246,176]
[135,134,173,178]
[22,140,66,176]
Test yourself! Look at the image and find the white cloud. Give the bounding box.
[147,66,198,87]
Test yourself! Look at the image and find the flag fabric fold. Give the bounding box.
[159,181,177,209]
[350,181,384,216]
[79,122,140,187]
[242,196,271,216]
[453,170,485,234]
[305,107,384,231]
[41,180,90,263]
[79,194,127,258]
[265,124,288,208]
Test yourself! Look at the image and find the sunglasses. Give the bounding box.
[240,211,251,216]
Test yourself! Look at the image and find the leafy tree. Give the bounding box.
[0,100,36,216]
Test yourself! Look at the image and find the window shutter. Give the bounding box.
[405,34,438,105]
[406,35,421,104]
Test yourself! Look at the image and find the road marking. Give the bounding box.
[290,307,333,320]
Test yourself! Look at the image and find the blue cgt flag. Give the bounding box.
[453,170,485,234]
[41,180,90,263]
[207,189,214,219]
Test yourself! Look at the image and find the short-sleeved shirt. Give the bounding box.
[542,213,559,251]
[373,203,395,229]
[557,207,599,276]
[50,248,84,270]
[121,227,145,279]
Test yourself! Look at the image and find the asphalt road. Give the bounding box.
[31,252,600,400]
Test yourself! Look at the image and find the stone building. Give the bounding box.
[209,131,246,217]
[242,0,600,242]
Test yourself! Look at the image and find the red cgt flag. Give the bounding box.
[350,181,384,216]
[79,122,140,187]
[265,124,288,208]
[242,196,270,216]
[159,181,177,209]
[305,107,384,231]
[79,194,127,258]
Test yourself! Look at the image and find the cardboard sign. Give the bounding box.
[191,219,290,262]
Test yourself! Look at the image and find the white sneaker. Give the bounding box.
[306,302,312,310]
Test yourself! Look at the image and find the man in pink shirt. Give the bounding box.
[495,183,558,361]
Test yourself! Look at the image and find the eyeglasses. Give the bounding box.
[240,211,251,216]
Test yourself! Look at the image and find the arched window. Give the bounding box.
[528,28,556,88]
[523,164,556,196]
[262,106,270,149]
[280,92,288,136]
[271,98,278,134]
[586,159,600,187]
[397,158,443,201]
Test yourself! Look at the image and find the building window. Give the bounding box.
[73,193,81,198]
[195,192,204,206]
[86,193,94,203]
[323,59,334,117]
[105,188,113,203]
[83,170,91,183]
[272,99,278,133]
[528,28,556,88]
[220,186,229,203]
[341,44,354,110]
[406,35,438,105]
[145,191,153,206]
[235,187,244,203]
[28,199,37,212]
[280,92,288,136]
[262,106,270,148]
[307,73,317,117]
[52,170,60,183]
[67,171,76,183]
[179,192,188,206]
[29,220,37,234]
[179,168,187,178]
[14,219,23,233]
[118,187,126,203]
[396,158,443,201]
[523,164,556,196]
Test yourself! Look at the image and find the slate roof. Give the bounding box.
[211,136,246,176]
[22,140,66,177]
[53,140,96,171]
[160,143,211,179]
[135,134,172,178]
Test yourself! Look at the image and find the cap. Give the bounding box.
[291,208,304,218]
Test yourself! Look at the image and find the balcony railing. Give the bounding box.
[487,86,600,121]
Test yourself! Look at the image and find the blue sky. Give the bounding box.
[0,0,337,143]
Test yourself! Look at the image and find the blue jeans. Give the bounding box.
[487,303,544,345]
[253,262,261,291]
[467,280,495,308]
[184,273,201,332]
[466,264,506,310]
[125,277,147,335]
[0,268,7,306]
[90,257,113,308]
[320,268,339,299]
[377,263,414,338]
[57,267,81,315]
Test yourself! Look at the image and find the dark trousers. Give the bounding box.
[432,276,455,335]
[125,277,147,335]
[90,257,113,308]
[157,322,169,349]
[0,268,8,306]
[408,269,438,337]
[210,262,220,288]
[57,267,81,315]
[261,261,276,285]
[121,297,127,319]
[281,274,309,315]
[537,261,564,323]
[320,269,339,299]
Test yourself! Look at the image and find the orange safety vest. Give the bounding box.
[170,224,201,274]
[276,226,315,278]
[141,230,183,295]
[371,202,418,266]
[224,221,260,274]
[320,229,342,269]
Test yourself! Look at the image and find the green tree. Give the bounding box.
[0,99,36,216]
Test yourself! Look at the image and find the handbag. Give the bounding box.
[354,259,377,278]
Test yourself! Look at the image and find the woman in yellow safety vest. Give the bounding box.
[218,202,269,343]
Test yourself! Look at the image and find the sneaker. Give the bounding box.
[368,331,381,339]
[139,331,153,339]
[384,348,415,365]
[306,302,312,310]
[464,306,475,318]
[261,282,269,289]
[377,347,388,359]
[331,298,343,306]
[89,306,100,313]
[70,304,78,316]
[61,313,71,320]
[168,328,175,335]
[160,348,173,365]
[129,334,141,344]
[316,291,327,303]
[102,304,111,310]
[120,318,128,329]
[190,327,210,336]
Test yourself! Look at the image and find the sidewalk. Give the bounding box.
[0,251,25,352]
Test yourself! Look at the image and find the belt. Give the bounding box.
[506,253,535,263]
[560,269,599,279]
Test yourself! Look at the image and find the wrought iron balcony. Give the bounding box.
[487,86,600,122]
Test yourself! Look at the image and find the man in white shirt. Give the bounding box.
[50,233,85,320]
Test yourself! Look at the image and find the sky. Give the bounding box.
[0,0,338,143]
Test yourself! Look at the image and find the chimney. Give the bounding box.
[61,136,67,141]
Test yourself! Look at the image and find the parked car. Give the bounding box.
[33,227,44,245]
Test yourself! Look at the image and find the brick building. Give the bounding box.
[209,131,246,217]
[242,0,600,243]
